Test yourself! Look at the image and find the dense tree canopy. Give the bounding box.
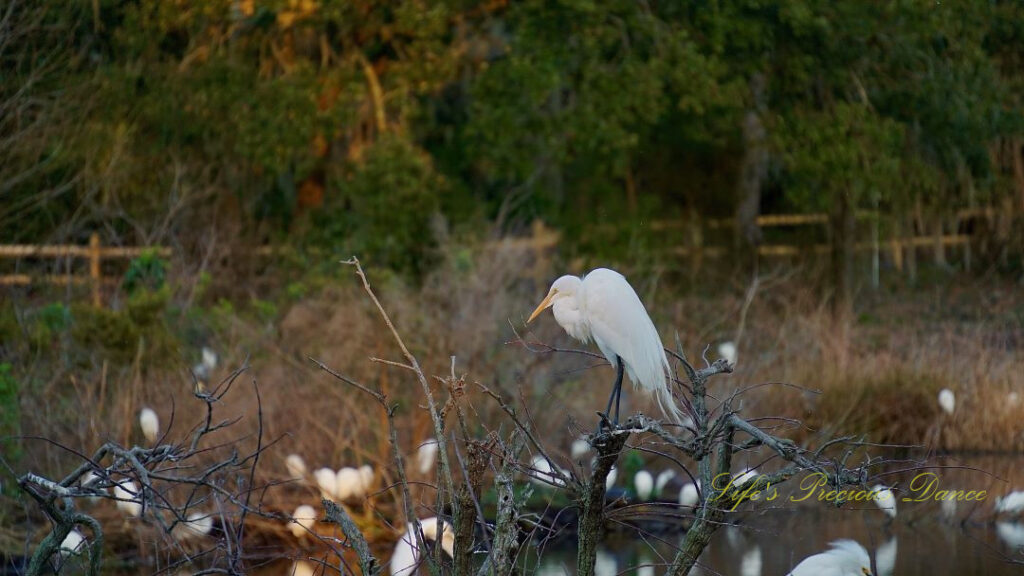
[2,0,1022,279]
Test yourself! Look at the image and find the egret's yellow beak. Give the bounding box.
[527,291,557,323]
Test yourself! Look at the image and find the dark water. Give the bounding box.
[526,454,1024,575]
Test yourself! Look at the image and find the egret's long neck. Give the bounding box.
[552,298,588,343]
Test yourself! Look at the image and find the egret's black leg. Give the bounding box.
[613,356,624,424]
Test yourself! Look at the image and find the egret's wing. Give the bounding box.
[581,269,668,393]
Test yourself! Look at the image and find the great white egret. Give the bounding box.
[654,469,676,497]
[634,470,654,501]
[139,408,159,444]
[358,465,374,495]
[741,545,762,576]
[718,341,738,366]
[172,512,213,540]
[872,485,897,519]
[59,529,85,557]
[528,268,684,426]
[290,504,317,538]
[529,454,566,488]
[570,436,590,460]
[285,454,307,480]
[390,517,455,576]
[679,482,699,508]
[605,466,618,491]
[113,480,142,517]
[938,389,955,415]
[875,536,897,576]
[417,439,439,475]
[787,540,873,576]
[996,491,1024,515]
[997,521,1024,549]
[594,550,617,576]
[291,561,316,576]
[314,468,338,501]
[336,467,362,500]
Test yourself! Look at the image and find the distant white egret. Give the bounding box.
[529,455,566,488]
[996,491,1024,515]
[336,467,362,500]
[358,465,375,495]
[636,556,655,576]
[389,517,455,576]
[594,550,617,576]
[139,408,159,444]
[996,521,1024,549]
[173,512,213,540]
[284,454,307,480]
[313,468,338,501]
[655,469,676,497]
[201,347,218,371]
[416,439,439,475]
[570,437,591,460]
[940,493,957,520]
[679,482,700,508]
[291,561,316,576]
[734,468,762,501]
[1009,392,1020,406]
[605,466,618,491]
[740,545,762,576]
[718,341,738,366]
[290,504,317,538]
[787,540,873,576]
[937,389,955,415]
[59,529,86,557]
[81,471,105,504]
[872,485,897,519]
[113,480,142,517]
[634,470,654,501]
[528,269,684,426]
[875,536,897,576]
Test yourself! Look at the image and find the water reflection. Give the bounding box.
[874,536,897,576]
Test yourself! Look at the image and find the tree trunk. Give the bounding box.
[736,73,768,261]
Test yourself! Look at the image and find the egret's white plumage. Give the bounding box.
[938,389,955,415]
[314,468,338,501]
[570,437,591,460]
[359,465,375,495]
[81,471,105,504]
[528,269,684,425]
[59,529,86,557]
[336,467,362,500]
[139,408,159,444]
[787,540,873,576]
[740,545,762,576]
[594,550,617,576]
[997,521,1024,549]
[996,491,1024,515]
[634,470,654,501]
[290,504,317,538]
[530,455,565,488]
[636,556,655,576]
[291,561,316,576]
[389,517,455,576]
[655,469,676,496]
[417,439,439,475]
[872,485,897,519]
[605,466,618,491]
[1009,392,1021,406]
[679,482,700,508]
[941,493,958,520]
[285,454,307,480]
[201,347,218,371]
[875,536,897,576]
[113,480,142,517]
[173,512,214,540]
[718,341,738,366]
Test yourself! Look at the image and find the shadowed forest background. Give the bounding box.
[2,0,1024,574]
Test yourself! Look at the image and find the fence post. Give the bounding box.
[89,233,102,307]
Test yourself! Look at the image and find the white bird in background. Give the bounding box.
[192,347,218,387]
[787,540,874,576]
[941,493,958,520]
[872,485,897,519]
[530,455,566,488]
[1009,392,1020,406]
[594,550,617,576]
[570,436,591,460]
[996,521,1024,549]
[875,536,897,576]
[417,439,439,475]
[679,482,700,509]
[636,555,655,576]
[938,388,956,415]
[290,504,317,538]
[336,467,362,500]
[291,561,316,576]
[314,468,338,501]
[359,465,375,495]
[718,341,738,366]
[634,470,654,501]
[80,471,105,504]
[59,529,86,557]
[740,545,763,576]
[527,268,684,426]
[285,454,307,480]
[139,408,159,444]
[172,512,214,541]
[996,491,1024,515]
[605,466,618,491]
[655,469,676,496]
[113,480,142,517]
[390,517,455,576]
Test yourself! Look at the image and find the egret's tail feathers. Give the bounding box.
[654,377,692,429]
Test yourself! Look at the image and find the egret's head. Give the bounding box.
[527,275,581,323]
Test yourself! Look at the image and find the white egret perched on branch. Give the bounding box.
[787,540,873,576]
[528,268,684,427]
